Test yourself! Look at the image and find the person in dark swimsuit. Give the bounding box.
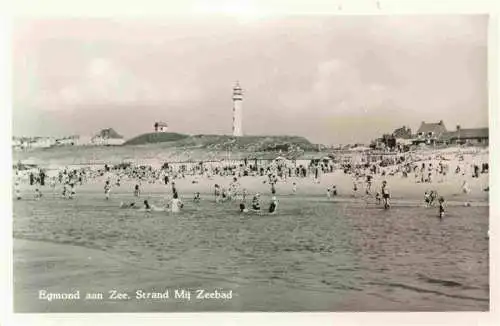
[252,194,261,211]
[438,197,445,218]
[381,181,390,209]
[269,196,278,214]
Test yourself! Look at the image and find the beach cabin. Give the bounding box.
[154,121,168,133]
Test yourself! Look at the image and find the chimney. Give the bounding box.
[438,120,443,125]
[456,125,461,131]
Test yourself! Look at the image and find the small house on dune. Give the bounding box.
[154,121,168,133]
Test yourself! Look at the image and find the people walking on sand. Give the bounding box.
[332,185,337,197]
[462,181,471,194]
[381,181,390,209]
[366,175,373,194]
[292,182,297,194]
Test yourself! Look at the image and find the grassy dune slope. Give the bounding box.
[124,132,189,145]
[13,134,318,166]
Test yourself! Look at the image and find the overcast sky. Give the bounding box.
[12,15,488,144]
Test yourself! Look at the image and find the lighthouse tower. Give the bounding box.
[232,82,243,137]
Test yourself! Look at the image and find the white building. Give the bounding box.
[154,121,168,133]
[76,135,93,146]
[30,137,55,148]
[91,128,125,146]
[232,82,243,137]
[55,136,78,146]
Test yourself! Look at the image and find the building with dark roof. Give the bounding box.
[414,120,448,144]
[441,125,489,145]
[393,126,412,139]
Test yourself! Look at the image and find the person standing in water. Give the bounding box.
[214,184,221,203]
[14,178,21,200]
[269,196,278,214]
[438,196,446,218]
[381,181,390,209]
[170,192,184,213]
[104,180,111,200]
[134,184,141,197]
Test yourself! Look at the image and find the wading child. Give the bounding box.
[171,192,184,213]
[104,181,111,200]
[438,197,446,218]
[252,194,261,211]
[381,181,390,209]
[269,196,278,214]
[34,188,42,200]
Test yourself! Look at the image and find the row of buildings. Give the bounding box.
[12,128,125,151]
[372,120,489,150]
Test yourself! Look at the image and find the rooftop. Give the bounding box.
[416,121,448,137]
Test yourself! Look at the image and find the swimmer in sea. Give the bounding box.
[239,202,249,213]
[252,194,261,211]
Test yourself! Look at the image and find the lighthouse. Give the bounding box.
[232,82,243,137]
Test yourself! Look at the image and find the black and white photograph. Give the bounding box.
[7,1,495,318]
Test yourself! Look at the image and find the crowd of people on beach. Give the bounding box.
[13,150,489,219]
